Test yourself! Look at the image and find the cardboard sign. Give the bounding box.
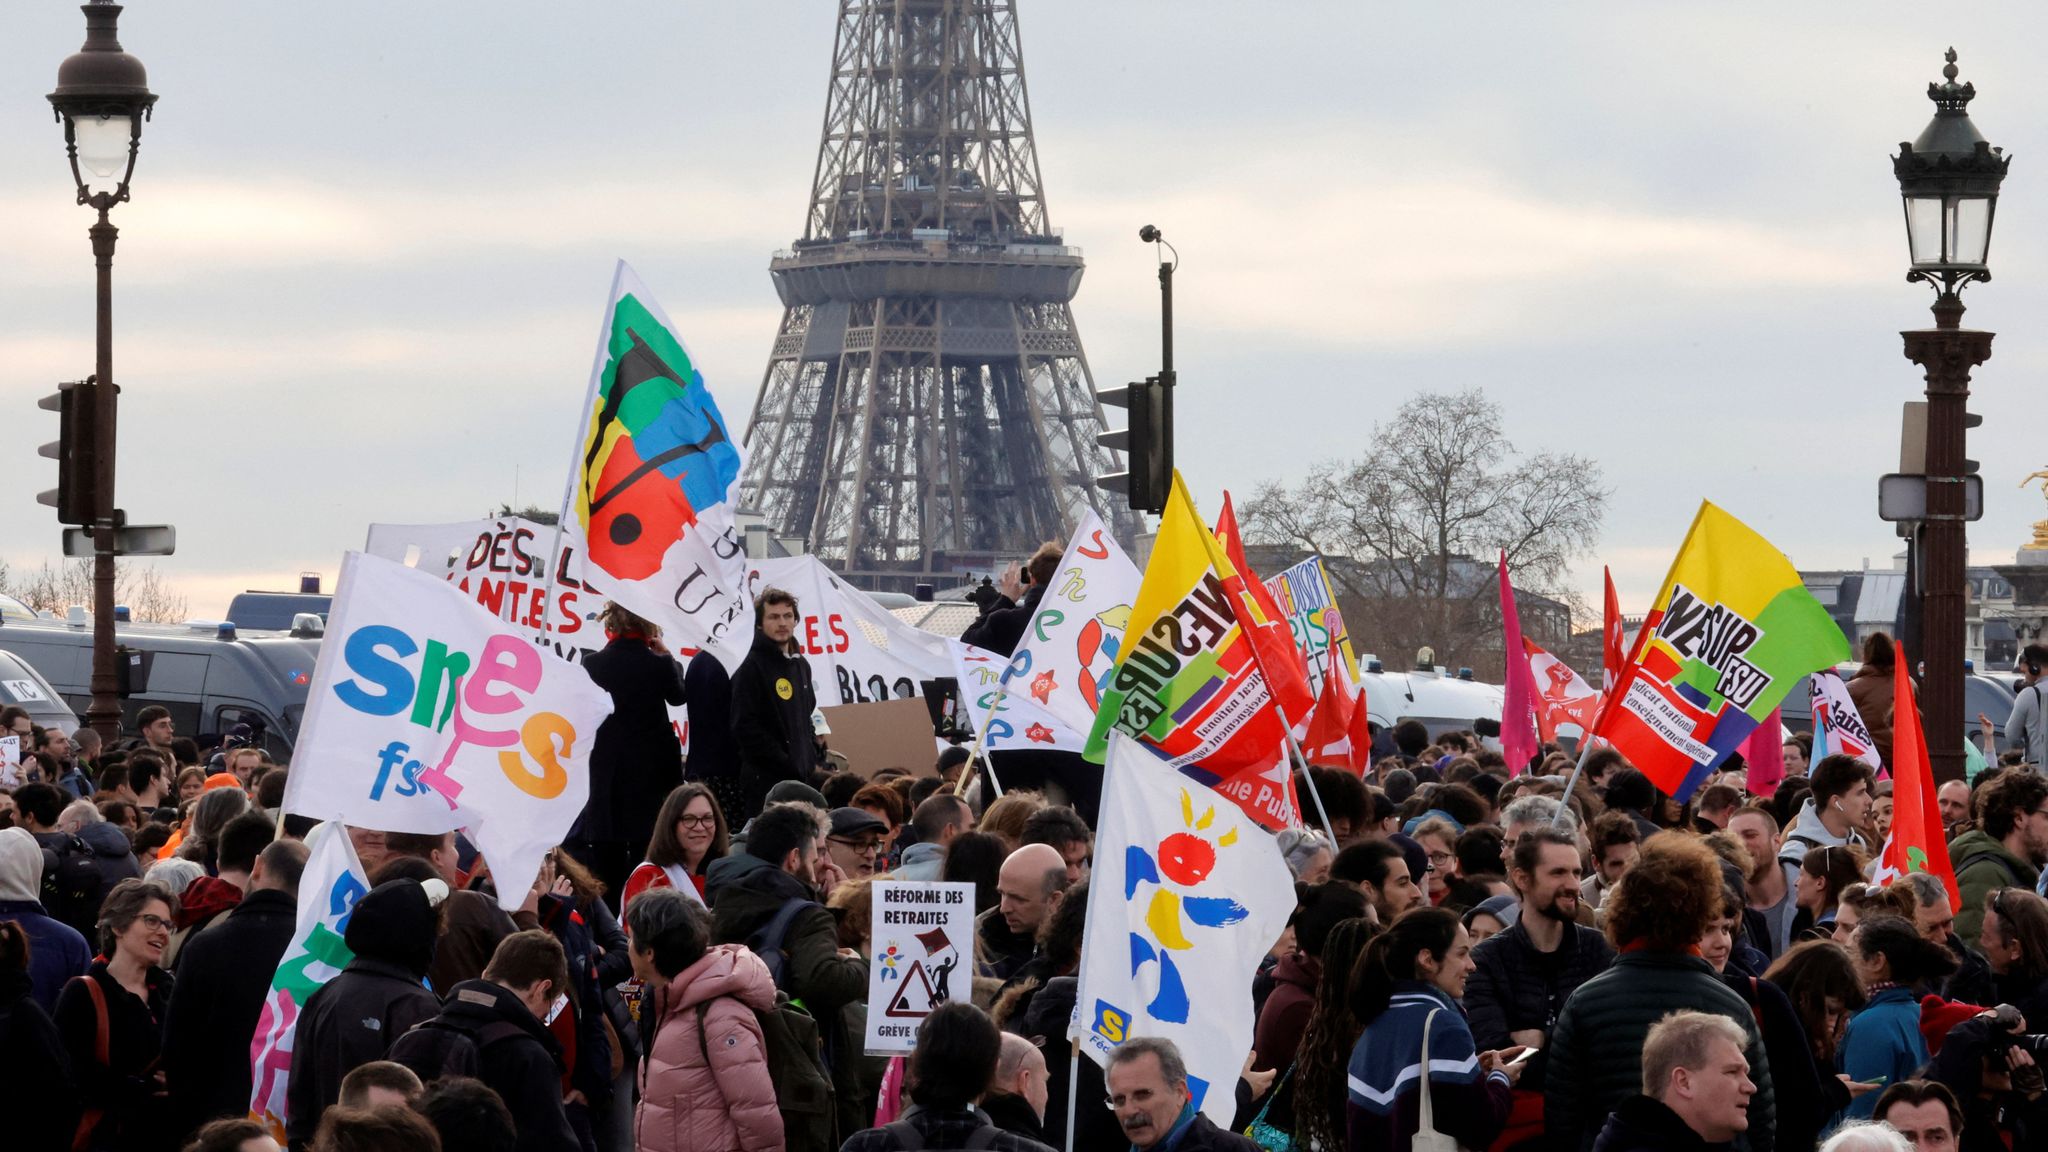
[819,697,945,778]
[864,880,976,1055]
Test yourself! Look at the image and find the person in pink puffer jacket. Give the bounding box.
[627,888,783,1152]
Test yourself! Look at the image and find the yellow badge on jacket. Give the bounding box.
[776,678,794,700]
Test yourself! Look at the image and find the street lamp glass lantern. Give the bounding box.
[1903,191,1995,269]
[71,112,136,187]
[1893,49,2008,286]
[47,2,156,210]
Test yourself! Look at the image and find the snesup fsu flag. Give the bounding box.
[248,821,370,1138]
[1085,474,1300,829]
[998,508,1142,736]
[1875,643,1961,908]
[1594,502,1850,799]
[1071,733,1295,1128]
[562,261,753,670]
[282,552,615,910]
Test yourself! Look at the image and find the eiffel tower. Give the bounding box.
[737,0,1140,590]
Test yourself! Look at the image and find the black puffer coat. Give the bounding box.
[1545,950,1776,1152]
[1463,914,1614,1091]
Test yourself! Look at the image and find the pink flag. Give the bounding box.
[1741,707,1786,797]
[1498,552,1541,775]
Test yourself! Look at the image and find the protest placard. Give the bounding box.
[864,880,975,1055]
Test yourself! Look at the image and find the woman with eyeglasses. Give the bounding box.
[54,877,179,1151]
[626,783,732,909]
[1796,843,1868,943]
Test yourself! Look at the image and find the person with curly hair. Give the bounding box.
[1795,844,1869,944]
[1543,834,1777,1151]
[1950,767,2048,943]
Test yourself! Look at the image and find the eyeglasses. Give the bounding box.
[830,837,882,854]
[1104,1088,1161,1111]
[677,815,718,829]
[136,914,172,933]
[1426,850,1455,866]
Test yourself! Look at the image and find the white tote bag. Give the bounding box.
[1412,1006,1460,1152]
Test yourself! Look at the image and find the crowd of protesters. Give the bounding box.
[6,598,2048,1152]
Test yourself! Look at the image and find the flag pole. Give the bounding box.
[1064,1037,1081,1150]
[1274,704,1340,846]
[1551,739,1598,830]
[952,684,1007,800]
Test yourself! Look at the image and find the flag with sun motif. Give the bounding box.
[1072,733,1295,1128]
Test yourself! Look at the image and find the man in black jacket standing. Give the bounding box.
[163,836,308,1133]
[397,930,580,1152]
[1467,828,1614,1109]
[962,543,1061,658]
[568,603,686,901]
[731,588,816,822]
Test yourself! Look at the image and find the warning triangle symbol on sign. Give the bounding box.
[885,960,938,1018]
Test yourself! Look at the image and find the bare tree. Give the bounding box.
[1243,388,1606,671]
[496,503,560,527]
[10,560,189,623]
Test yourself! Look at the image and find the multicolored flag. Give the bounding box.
[248,821,370,1138]
[282,552,615,911]
[1497,553,1541,774]
[1875,645,1960,910]
[1811,668,1884,773]
[1264,555,1357,686]
[1525,637,1600,740]
[1215,494,1315,726]
[999,508,1142,737]
[561,262,752,670]
[951,641,1086,754]
[1070,732,1296,1129]
[1085,474,1300,830]
[1593,502,1852,799]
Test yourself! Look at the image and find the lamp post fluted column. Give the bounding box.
[1904,297,1990,784]
[87,216,120,738]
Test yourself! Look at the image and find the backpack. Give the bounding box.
[388,1015,528,1084]
[41,835,104,938]
[738,899,838,1151]
[877,1117,1002,1150]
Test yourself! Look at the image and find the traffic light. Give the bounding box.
[37,377,96,526]
[1965,409,1982,475]
[1096,372,1173,515]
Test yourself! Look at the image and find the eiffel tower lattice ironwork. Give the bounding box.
[737,0,1140,589]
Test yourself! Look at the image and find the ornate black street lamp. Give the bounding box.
[48,1,156,740]
[1894,49,2008,782]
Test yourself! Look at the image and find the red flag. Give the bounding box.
[1345,687,1375,775]
[1740,708,1786,797]
[1301,651,1356,766]
[1498,552,1541,774]
[1602,567,1624,693]
[1215,494,1316,726]
[1878,644,1961,911]
[1524,637,1600,740]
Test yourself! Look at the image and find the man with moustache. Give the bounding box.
[1465,828,1615,1100]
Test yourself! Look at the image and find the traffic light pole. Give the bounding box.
[87,215,121,741]
[1903,290,1991,784]
[1156,248,1174,490]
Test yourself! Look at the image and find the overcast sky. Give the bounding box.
[5,1,2047,626]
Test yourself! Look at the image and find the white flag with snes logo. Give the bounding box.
[1070,732,1294,1127]
[281,551,613,910]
